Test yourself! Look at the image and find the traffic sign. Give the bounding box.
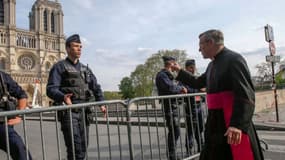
[269,41,276,55]
[265,55,280,62]
[265,24,274,42]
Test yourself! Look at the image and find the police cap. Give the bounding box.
[162,56,176,63]
[66,34,81,47]
[185,59,195,67]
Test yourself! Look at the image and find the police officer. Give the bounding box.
[46,34,106,160]
[155,56,187,160]
[0,71,32,160]
[183,59,204,155]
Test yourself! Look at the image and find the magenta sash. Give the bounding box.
[207,91,254,160]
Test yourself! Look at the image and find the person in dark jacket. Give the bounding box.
[172,29,264,160]
[46,34,106,160]
[155,56,187,160]
[182,59,204,155]
[0,71,32,160]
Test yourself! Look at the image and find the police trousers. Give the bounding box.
[0,124,32,160]
[163,103,180,159]
[184,101,204,153]
[61,111,89,160]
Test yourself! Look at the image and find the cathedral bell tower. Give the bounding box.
[0,0,16,27]
[0,0,66,107]
[29,0,64,35]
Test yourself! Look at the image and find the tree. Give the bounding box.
[118,77,135,99]
[103,91,121,100]
[144,49,187,84]
[255,62,273,82]
[128,49,188,97]
[255,61,283,89]
[275,73,285,88]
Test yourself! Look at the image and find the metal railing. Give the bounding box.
[0,93,269,160]
[126,93,206,160]
[0,100,128,160]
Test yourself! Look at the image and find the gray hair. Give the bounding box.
[199,29,224,45]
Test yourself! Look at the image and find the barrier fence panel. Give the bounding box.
[126,93,207,160]
[0,94,271,160]
[0,100,128,160]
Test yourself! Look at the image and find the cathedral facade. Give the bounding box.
[0,0,65,106]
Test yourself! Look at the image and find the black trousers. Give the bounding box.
[163,101,180,159]
[0,124,32,160]
[184,100,204,153]
[61,112,89,160]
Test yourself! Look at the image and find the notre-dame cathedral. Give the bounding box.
[0,0,65,106]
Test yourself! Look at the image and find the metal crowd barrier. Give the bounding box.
[0,93,206,160]
[126,93,207,160]
[0,100,127,160]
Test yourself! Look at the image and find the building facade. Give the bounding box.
[0,0,65,106]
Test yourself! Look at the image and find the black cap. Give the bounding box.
[185,59,195,67]
[66,34,81,47]
[162,56,176,63]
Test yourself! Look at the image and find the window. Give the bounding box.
[51,12,55,33]
[0,0,4,24]
[43,9,48,32]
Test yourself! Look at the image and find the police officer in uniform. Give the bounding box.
[155,56,187,160]
[183,59,204,155]
[46,34,106,160]
[0,71,32,160]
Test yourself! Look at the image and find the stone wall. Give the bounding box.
[255,89,285,112]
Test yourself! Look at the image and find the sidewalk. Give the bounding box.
[253,103,285,131]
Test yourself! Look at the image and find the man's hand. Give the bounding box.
[181,87,188,94]
[8,98,27,125]
[224,126,242,145]
[64,93,73,105]
[7,116,21,125]
[100,105,107,118]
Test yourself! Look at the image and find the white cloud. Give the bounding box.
[80,36,91,46]
[16,0,285,91]
[137,47,153,52]
[71,0,95,10]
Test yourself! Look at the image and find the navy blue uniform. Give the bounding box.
[46,58,104,103]
[46,58,104,160]
[155,69,184,160]
[0,71,32,160]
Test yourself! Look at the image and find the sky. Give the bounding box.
[16,0,285,91]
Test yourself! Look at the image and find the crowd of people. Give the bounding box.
[0,29,264,160]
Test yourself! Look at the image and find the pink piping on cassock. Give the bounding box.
[207,91,254,160]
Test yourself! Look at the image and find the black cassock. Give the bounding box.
[176,47,264,160]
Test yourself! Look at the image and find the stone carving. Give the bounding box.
[18,54,35,70]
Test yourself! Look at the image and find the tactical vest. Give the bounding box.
[0,73,17,120]
[59,60,94,102]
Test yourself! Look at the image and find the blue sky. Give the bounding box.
[17,0,285,91]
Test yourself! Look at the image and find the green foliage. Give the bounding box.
[276,71,285,88]
[118,77,135,99]
[254,61,285,90]
[103,91,122,100]
[119,49,188,97]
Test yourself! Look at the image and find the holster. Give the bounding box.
[0,98,17,120]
